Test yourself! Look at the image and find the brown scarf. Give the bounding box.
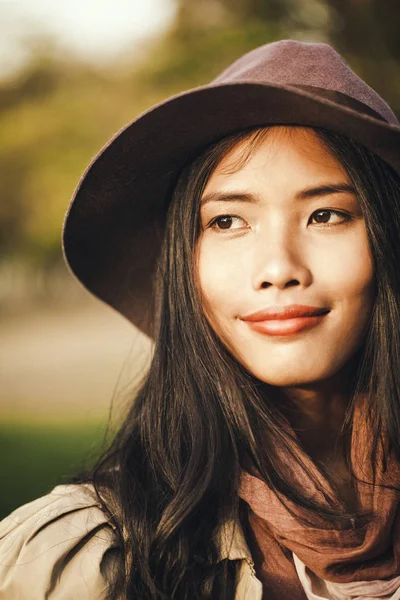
[238,401,400,599]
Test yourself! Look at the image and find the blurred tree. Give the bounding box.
[323,0,400,112]
[0,47,137,266]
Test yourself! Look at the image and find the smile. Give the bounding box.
[244,315,328,336]
[240,305,330,337]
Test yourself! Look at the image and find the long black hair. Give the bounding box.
[75,126,400,599]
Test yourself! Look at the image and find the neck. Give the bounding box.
[277,367,354,465]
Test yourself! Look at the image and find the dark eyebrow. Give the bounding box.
[200,182,356,206]
[200,192,258,206]
[295,182,356,201]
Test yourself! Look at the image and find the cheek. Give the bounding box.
[196,239,247,323]
[313,231,375,307]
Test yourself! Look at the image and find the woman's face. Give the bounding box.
[196,127,375,387]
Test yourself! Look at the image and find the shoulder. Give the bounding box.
[0,483,121,599]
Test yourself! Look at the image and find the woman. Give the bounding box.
[1,39,400,599]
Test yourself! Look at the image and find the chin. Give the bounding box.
[247,365,337,388]
[255,375,315,387]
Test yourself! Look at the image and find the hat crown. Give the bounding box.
[213,39,398,125]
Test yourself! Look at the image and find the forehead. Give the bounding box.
[205,126,348,189]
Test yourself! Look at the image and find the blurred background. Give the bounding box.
[1,0,399,518]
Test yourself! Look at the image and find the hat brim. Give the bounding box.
[62,81,400,335]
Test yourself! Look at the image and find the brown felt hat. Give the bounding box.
[63,39,400,336]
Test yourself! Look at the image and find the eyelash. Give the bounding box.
[207,209,352,231]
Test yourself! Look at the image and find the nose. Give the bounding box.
[252,228,312,291]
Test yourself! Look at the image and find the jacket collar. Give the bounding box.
[215,518,253,563]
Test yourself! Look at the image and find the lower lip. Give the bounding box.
[244,314,327,336]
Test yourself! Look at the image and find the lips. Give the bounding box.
[242,305,330,321]
[240,304,330,336]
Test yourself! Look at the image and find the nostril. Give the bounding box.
[260,279,301,290]
[285,279,300,288]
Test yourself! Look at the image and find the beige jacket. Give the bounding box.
[0,484,263,599]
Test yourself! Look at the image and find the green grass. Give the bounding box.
[0,419,110,519]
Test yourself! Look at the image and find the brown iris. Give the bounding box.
[216,216,234,229]
[312,210,331,223]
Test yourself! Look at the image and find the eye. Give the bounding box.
[308,209,351,226]
[209,215,246,231]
